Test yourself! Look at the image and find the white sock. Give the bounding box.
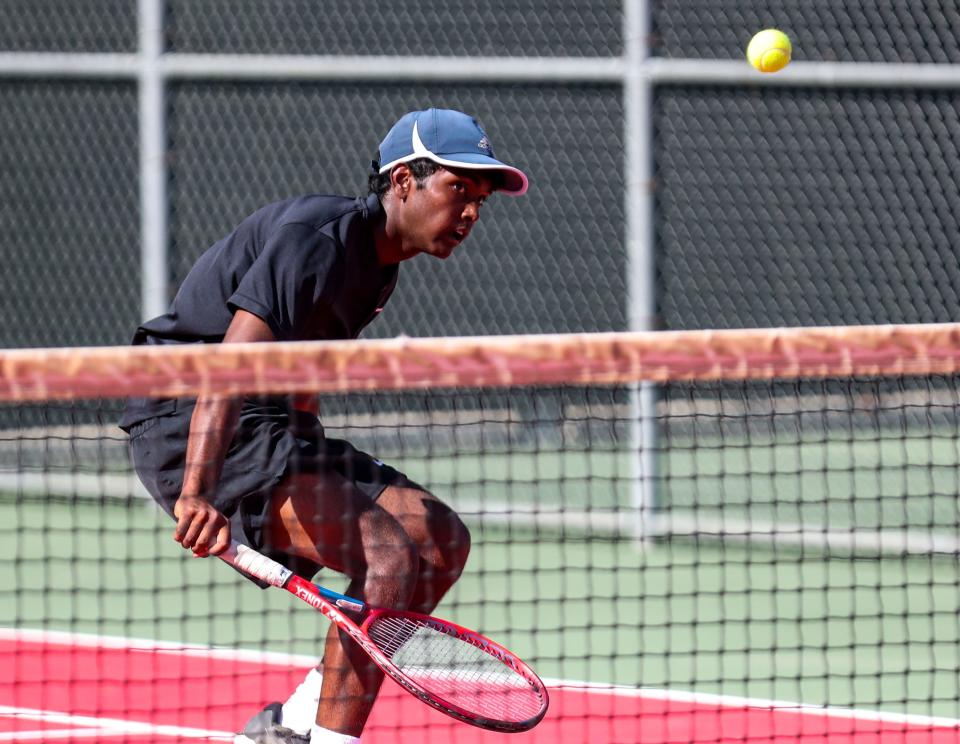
[280,667,323,734]
[309,725,361,743]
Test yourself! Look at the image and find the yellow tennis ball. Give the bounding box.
[747,29,792,73]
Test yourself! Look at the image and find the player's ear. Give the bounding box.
[390,164,414,202]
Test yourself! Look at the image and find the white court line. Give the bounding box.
[3,627,960,731]
[540,679,960,729]
[0,727,162,741]
[0,705,232,741]
[0,626,317,667]
[0,728,113,741]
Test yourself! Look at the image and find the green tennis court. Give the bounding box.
[4,428,960,721]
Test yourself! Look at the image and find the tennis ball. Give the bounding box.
[747,29,792,73]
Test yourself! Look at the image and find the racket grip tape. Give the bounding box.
[221,542,293,588]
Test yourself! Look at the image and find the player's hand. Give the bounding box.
[173,493,230,557]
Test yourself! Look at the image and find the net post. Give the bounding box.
[624,0,660,543]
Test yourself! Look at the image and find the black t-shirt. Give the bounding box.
[119,193,398,428]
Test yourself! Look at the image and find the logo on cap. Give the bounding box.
[477,136,492,155]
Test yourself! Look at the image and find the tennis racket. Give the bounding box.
[221,542,549,733]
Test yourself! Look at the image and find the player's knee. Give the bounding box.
[435,513,471,588]
[450,515,471,579]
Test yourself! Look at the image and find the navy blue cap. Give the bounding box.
[377,108,528,196]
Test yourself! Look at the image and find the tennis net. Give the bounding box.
[2,324,960,741]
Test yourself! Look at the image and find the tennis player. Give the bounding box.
[119,108,528,744]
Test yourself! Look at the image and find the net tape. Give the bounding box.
[4,323,960,402]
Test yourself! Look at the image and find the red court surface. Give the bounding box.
[2,630,959,743]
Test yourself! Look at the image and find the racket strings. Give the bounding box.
[367,614,420,659]
[366,615,545,723]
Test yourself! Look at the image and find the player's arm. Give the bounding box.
[174,309,276,556]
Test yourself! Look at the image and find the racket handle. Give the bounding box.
[221,542,293,588]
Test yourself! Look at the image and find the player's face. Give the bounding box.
[404,166,495,259]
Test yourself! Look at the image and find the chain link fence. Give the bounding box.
[655,85,960,330]
[0,0,136,52]
[653,2,960,64]
[165,0,623,57]
[3,3,960,345]
[0,80,140,347]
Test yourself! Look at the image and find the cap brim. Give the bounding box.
[380,151,528,196]
[432,152,528,196]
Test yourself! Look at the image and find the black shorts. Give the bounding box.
[124,397,418,585]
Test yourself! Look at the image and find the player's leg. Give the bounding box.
[316,437,472,615]
[374,485,471,614]
[241,429,470,741]
[309,485,470,739]
[265,482,470,740]
[265,471,419,738]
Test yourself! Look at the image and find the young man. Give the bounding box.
[119,108,528,744]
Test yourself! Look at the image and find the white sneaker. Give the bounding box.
[234,702,311,744]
